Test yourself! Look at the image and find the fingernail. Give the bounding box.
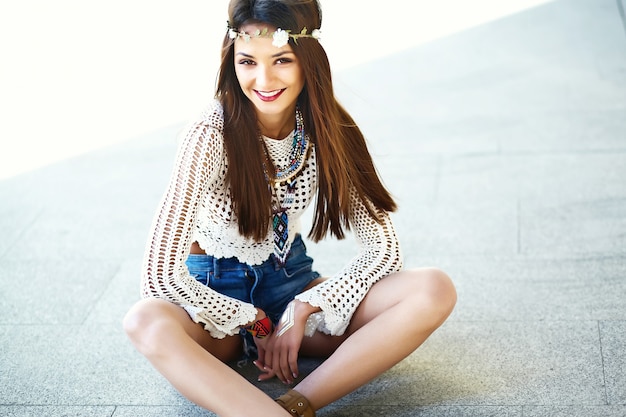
[293,372,298,379]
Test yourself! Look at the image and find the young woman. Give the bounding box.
[123,1,457,416]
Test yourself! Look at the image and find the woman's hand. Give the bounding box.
[254,300,320,384]
[245,308,277,381]
[253,335,277,381]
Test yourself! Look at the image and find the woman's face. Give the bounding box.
[234,23,305,123]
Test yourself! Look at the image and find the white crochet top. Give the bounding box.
[141,100,403,339]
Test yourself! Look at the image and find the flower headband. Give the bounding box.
[227,24,321,48]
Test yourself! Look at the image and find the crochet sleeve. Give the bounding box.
[140,107,257,339]
[295,187,403,336]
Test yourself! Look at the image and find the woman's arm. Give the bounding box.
[141,104,258,338]
[295,186,403,336]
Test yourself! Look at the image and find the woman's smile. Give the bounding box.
[255,88,286,102]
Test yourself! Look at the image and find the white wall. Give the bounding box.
[0,0,551,179]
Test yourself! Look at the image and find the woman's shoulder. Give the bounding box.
[196,99,225,131]
[177,99,225,149]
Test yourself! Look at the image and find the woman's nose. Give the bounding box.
[256,65,274,88]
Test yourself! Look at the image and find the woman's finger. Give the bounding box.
[288,344,299,380]
[278,344,292,383]
[257,367,276,382]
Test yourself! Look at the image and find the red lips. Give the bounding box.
[254,89,285,102]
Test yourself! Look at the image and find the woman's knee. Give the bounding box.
[402,268,457,323]
[123,298,177,353]
[412,267,457,317]
[123,298,241,362]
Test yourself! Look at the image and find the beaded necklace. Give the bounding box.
[261,107,309,266]
[273,108,308,182]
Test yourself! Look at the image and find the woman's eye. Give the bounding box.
[238,59,255,65]
[276,58,293,64]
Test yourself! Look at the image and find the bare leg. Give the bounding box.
[123,298,291,417]
[295,267,457,410]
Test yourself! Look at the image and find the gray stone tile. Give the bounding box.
[600,321,626,405]
[444,256,626,322]
[437,153,626,208]
[436,155,519,204]
[500,110,626,154]
[113,404,524,417]
[381,153,616,261]
[398,200,519,258]
[0,324,181,406]
[522,405,626,417]
[0,203,42,260]
[0,406,115,417]
[376,155,440,205]
[0,258,118,325]
[0,196,152,263]
[335,0,626,159]
[517,153,626,206]
[83,258,143,325]
[0,134,174,265]
[298,210,360,275]
[113,405,212,417]
[318,405,522,417]
[340,321,606,406]
[521,197,626,257]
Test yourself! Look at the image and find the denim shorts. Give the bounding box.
[185,234,320,326]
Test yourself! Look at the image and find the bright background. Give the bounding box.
[0,0,552,179]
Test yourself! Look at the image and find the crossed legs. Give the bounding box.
[295,267,456,409]
[123,267,456,416]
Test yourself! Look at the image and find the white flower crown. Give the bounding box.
[228,25,321,48]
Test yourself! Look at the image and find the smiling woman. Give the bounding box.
[121,1,457,416]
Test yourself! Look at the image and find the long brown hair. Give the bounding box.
[217,0,396,242]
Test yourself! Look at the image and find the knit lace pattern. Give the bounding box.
[141,100,403,338]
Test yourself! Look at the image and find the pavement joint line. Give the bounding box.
[417,149,626,159]
[81,263,124,326]
[617,0,626,41]
[433,154,443,202]
[597,321,610,406]
[0,207,43,261]
[516,199,522,255]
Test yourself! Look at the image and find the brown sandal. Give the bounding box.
[275,389,316,417]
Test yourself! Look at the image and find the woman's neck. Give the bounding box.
[257,108,296,140]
